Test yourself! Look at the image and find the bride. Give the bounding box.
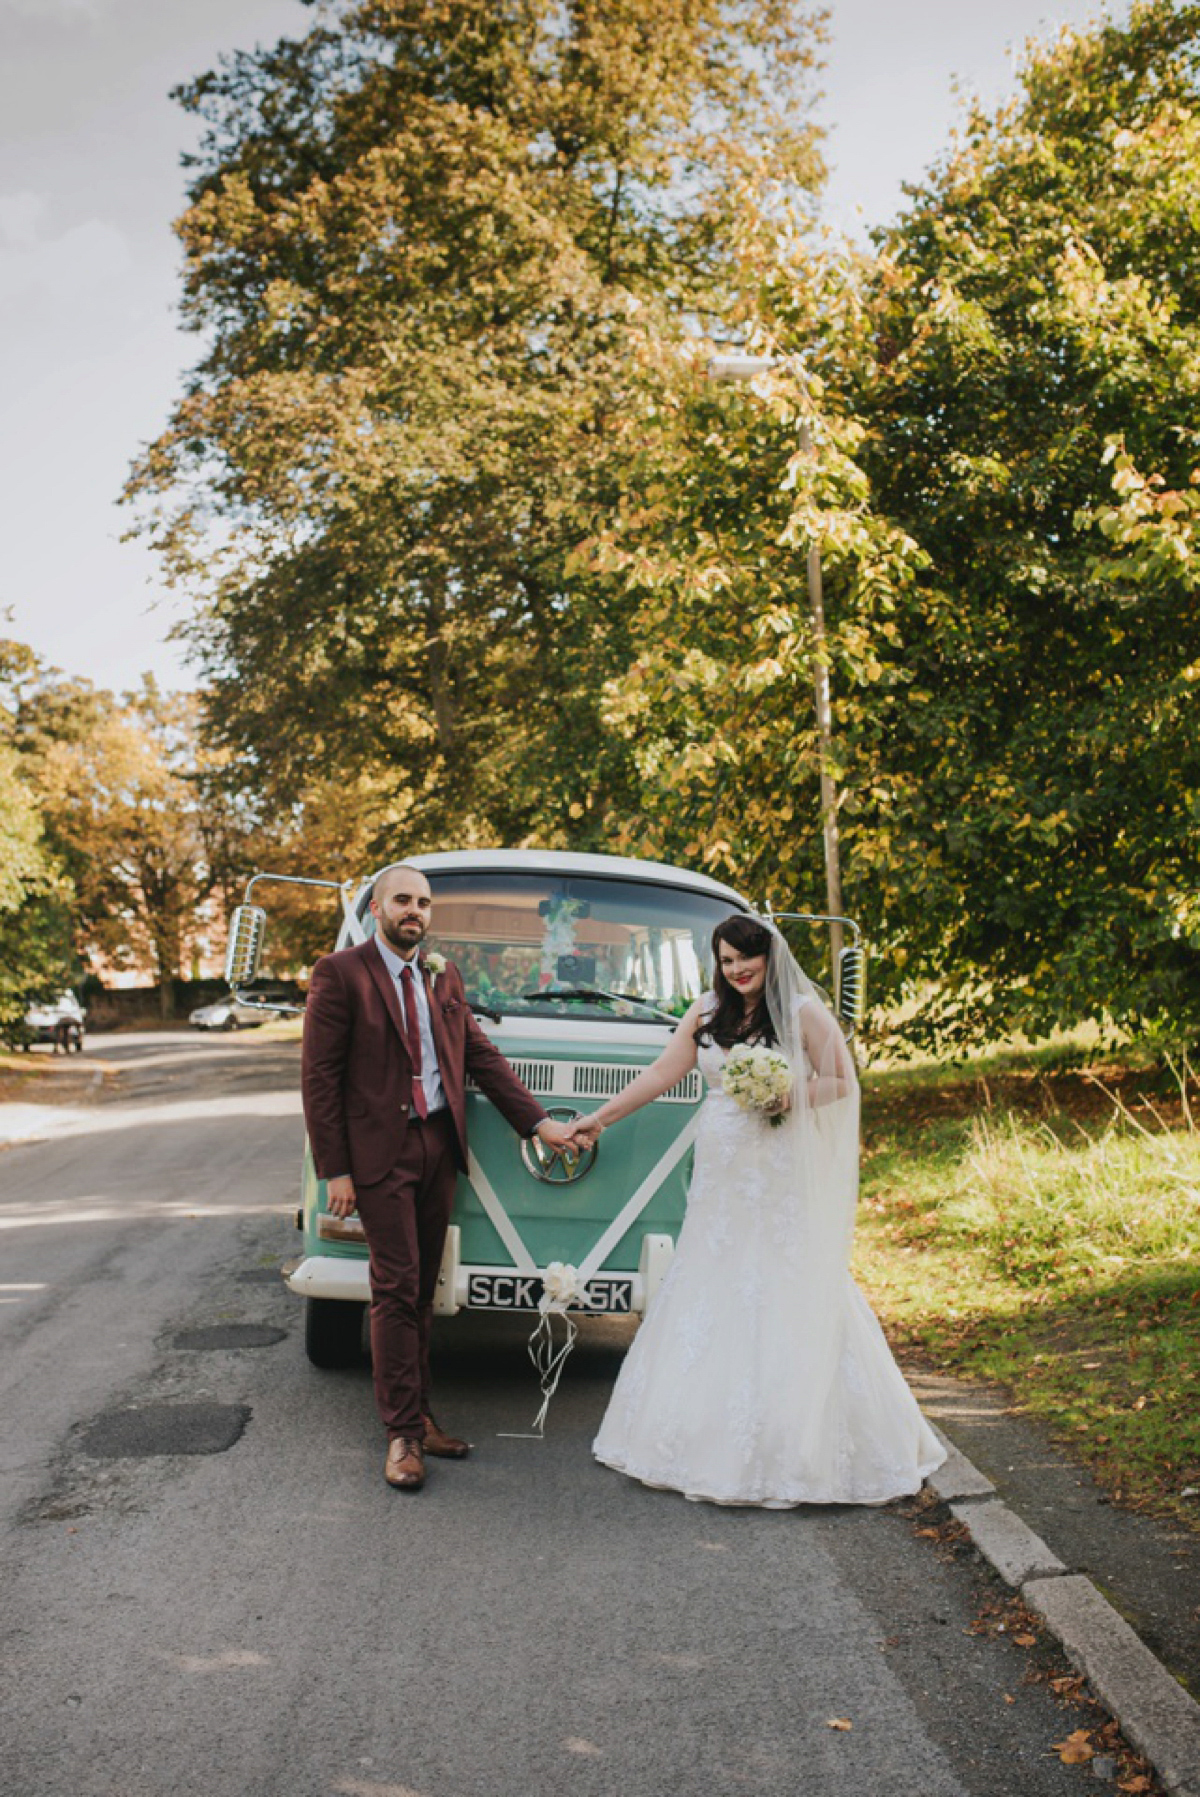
[579,914,946,1508]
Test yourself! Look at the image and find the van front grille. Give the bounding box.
[503,1060,556,1095]
[572,1064,632,1098]
[466,1061,701,1105]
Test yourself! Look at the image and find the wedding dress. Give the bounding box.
[593,970,946,1508]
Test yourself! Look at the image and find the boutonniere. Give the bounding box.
[424,951,447,978]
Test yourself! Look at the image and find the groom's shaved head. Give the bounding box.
[372,863,428,905]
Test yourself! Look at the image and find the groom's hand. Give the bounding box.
[326,1174,357,1218]
[534,1119,577,1155]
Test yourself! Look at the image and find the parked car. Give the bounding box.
[188,995,273,1031]
[24,990,86,1052]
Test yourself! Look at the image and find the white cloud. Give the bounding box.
[0,194,132,307]
[0,192,47,243]
[0,0,108,17]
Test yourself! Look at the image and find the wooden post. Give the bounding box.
[706,355,847,979]
[799,418,844,973]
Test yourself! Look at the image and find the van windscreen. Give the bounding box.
[415,872,745,1023]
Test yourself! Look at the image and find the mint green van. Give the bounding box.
[225,848,864,1368]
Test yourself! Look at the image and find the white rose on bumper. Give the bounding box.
[540,1261,591,1312]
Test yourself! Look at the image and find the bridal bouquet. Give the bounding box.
[723,1043,793,1127]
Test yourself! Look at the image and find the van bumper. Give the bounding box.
[284,1226,674,1317]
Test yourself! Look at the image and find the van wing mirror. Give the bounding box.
[836,943,867,1034]
[766,910,868,1038]
[226,904,267,987]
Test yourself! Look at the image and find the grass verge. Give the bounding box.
[855,1055,1200,1528]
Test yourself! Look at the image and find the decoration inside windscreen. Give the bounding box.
[536,892,590,987]
[556,953,596,982]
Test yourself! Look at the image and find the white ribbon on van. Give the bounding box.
[514,1110,703,1437]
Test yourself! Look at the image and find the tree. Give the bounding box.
[0,638,76,1038]
[846,0,1200,1046]
[0,743,75,1039]
[27,679,221,1018]
[593,3,1200,1049]
[583,186,927,994]
[126,0,826,858]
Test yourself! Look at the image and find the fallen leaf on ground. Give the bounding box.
[1054,1730,1094,1765]
[1012,1632,1038,1647]
[827,1719,853,1732]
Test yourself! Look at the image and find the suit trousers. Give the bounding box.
[353,1110,457,1440]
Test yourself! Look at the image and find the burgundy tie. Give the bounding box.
[400,964,428,1119]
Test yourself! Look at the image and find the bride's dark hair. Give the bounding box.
[698,914,779,1049]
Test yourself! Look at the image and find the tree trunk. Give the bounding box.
[425,600,456,755]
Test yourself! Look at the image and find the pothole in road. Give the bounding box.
[79,1403,251,1458]
[172,1324,286,1350]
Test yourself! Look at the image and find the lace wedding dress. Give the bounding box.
[593,1010,946,1508]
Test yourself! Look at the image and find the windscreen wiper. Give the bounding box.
[522,986,674,1020]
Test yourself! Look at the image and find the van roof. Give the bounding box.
[359,848,752,910]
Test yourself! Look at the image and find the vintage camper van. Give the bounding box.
[225,849,864,1368]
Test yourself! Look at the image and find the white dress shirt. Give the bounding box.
[375,934,447,1116]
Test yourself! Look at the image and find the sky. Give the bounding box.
[0,0,1110,695]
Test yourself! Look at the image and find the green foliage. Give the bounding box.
[0,750,74,1038]
[127,0,826,859]
[131,0,1200,1044]
[0,646,77,1033]
[36,681,220,1006]
[591,1,1200,1047]
[0,878,76,1044]
[850,0,1200,1046]
[8,658,241,1009]
[587,218,927,948]
[0,740,46,916]
[856,1062,1200,1522]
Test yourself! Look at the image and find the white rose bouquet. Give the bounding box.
[722,1043,793,1127]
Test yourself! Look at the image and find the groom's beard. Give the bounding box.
[379,914,427,955]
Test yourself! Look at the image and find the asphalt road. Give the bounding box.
[0,1033,1137,1797]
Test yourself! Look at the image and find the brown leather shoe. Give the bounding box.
[384,1435,425,1490]
[421,1413,470,1459]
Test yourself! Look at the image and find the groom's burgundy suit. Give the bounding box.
[301,938,547,1438]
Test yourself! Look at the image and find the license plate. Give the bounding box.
[465,1272,634,1314]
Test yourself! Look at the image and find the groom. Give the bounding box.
[301,862,578,1491]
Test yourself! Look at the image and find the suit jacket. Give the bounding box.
[301,940,548,1187]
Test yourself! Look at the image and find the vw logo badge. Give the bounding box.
[521,1106,598,1184]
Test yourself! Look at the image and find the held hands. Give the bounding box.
[570,1114,605,1150]
[534,1116,606,1157]
[534,1119,585,1155]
